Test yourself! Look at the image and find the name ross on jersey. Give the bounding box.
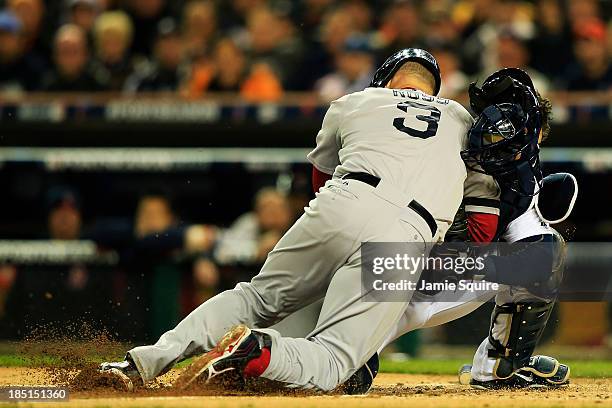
[392,89,449,105]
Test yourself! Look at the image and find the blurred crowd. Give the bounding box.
[0,181,308,341]
[0,0,610,102]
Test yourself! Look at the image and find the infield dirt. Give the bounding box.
[0,367,610,408]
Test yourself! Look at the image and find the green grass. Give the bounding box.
[1,353,610,379]
[381,359,468,375]
[0,355,28,366]
[380,359,612,378]
[0,354,58,367]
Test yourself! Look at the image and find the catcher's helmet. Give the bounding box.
[468,68,539,117]
[462,102,542,196]
[370,48,441,95]
[462,68,544,196]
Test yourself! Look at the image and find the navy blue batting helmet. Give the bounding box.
[370,48,442,95]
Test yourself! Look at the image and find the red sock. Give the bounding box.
[243,347,271,378]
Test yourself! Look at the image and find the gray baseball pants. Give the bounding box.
[128,178,433,390]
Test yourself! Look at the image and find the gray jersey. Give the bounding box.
[308,87,499,234]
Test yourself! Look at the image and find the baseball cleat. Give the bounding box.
[342,353,379,395]
[173,324,270,390]
[458,356,570,389]
[98,357,143,392]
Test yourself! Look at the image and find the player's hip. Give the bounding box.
[309,176,436,242]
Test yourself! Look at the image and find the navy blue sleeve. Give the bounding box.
[483,234,554,286]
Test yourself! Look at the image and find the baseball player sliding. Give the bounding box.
[100,48,499,391]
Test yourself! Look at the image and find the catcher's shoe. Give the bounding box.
[342,353,379,395]
[458,355,570,389]
[98,357,143,392]
[174,324,271,390]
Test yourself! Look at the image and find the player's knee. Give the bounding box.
[310,338,363,391]
[318,359,345,391]
[233,282,286,325]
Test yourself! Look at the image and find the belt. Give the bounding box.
[343,172,437,237]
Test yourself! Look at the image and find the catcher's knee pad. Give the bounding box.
[487,301,554,379]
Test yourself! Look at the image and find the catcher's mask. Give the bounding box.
[370,48,441,95]
[462,68,543,196]
[461,103,542,196]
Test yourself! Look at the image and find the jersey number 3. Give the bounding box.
[393,101,441,139]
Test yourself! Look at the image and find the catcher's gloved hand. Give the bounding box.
[417,242,467,295]
[417,243,496,295]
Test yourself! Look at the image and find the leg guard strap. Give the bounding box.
[487,301,554,379]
